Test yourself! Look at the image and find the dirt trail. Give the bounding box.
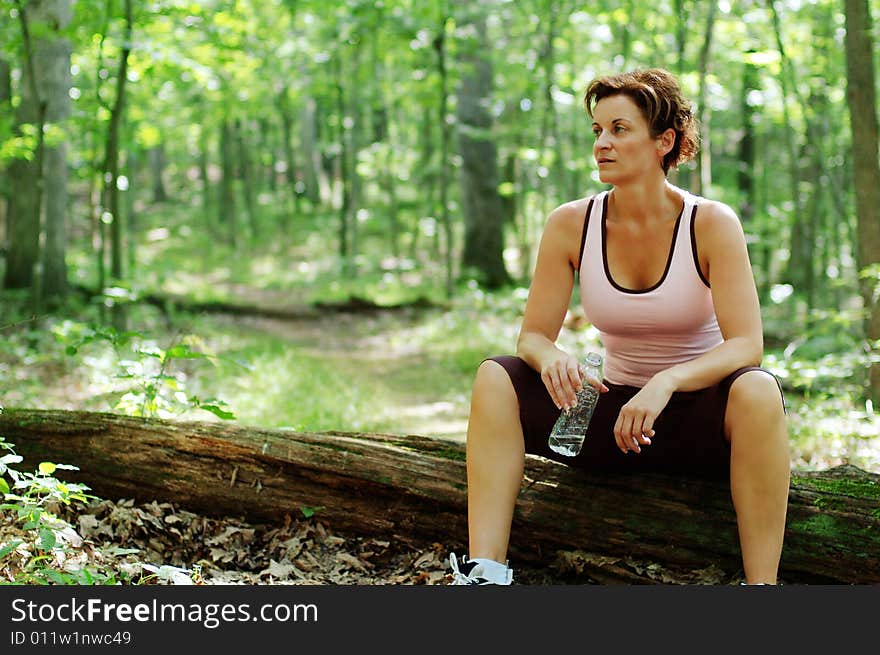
[215,308,472,441]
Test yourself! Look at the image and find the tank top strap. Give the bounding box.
[677,191,711,288]
[577,191,608,275]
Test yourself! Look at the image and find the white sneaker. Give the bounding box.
[448,553,513,585]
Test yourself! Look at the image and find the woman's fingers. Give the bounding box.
[544,367,570,409]
[614,412,635,453]
[615,408,656,454]
[543,359,583,409]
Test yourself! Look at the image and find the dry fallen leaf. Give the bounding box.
[260,559,299,580]
[336,552,370,572]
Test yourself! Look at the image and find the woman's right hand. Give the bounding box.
[540,350,608,410]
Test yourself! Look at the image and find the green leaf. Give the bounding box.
[45,569,69,584]
[198,403,236,420]
[0,540,22,559]
[0,477,8,495]
[38,462,57,476]
[39,528,57,551]
[300,506,324,518]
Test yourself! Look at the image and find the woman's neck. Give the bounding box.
[608,178,682,227]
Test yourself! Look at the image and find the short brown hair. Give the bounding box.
[584,68,699,174]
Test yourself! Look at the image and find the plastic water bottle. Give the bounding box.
[548,352,603,457]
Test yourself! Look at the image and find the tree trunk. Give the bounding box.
[844,0,880,405]
[694,0,717,195]
[149,144,168,203]
[39,0,72,306]
[334,43,352,272]
[0,55,10,251]
[234,118,258,240]
[219,119,237,248]
[537,0,560,216]
[738,57,757,251]
[674,0,688,74]
[198,120,211,214]
[455,11,510,289]
[1,408,877,585]
[278,87,300,218]
[434,15,454,299]
[42,143,68,305]
[103,0,132,331]
[4,0,50,293]
[300,96,324,205]
[125,144,138,276]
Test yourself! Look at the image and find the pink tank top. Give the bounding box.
[578,190,723,387]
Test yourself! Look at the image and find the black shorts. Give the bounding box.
[487,355,785,479]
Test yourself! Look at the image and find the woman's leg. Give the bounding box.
[465,359,527,563]
[725,370,790,584]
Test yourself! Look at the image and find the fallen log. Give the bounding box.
[71,283,444,321]
[0,408,877,584]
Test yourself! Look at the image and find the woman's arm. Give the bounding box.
[613,200,764,451]
[516,198,607,410]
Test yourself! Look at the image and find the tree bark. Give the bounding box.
[0,56,9,251]
[4,0,49,293]
[148,145,168,203]
[334,40,352,271]
[103,0,132,331]
[844,0,880,405]
[219,119,237,248]
[455,12,510,289]
[299,96,324,206]
[0,408,877,585]
[40,0,72,306]
[434,14,454,299]
[234,118,258,240]
[694,0,717,195]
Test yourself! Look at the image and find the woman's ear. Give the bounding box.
[657,128,676,156]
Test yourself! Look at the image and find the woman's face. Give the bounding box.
[591,94,667,185]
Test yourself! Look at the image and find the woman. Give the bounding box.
[449,68,790,586]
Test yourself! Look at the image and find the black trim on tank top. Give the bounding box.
[689,203,711,288]
[575,196,595,273]
[601,192,684,294]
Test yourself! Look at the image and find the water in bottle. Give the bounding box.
[548,352,603,457]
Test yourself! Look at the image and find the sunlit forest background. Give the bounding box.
[1,0,879,476]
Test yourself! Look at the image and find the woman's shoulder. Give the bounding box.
[545,195,598,233]
[692,197,748,250]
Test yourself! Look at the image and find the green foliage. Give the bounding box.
[0,434,124,585]
[55,323,236,420]
[768,308,869,395]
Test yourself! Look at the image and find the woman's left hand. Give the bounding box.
[613,372,675,454]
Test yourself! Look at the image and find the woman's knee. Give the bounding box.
[725,370,786,438]
[474,359,514,395]
[729,370,783,410]
[469,359,521,426]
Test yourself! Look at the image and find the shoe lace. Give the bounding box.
[449,552,481,585]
